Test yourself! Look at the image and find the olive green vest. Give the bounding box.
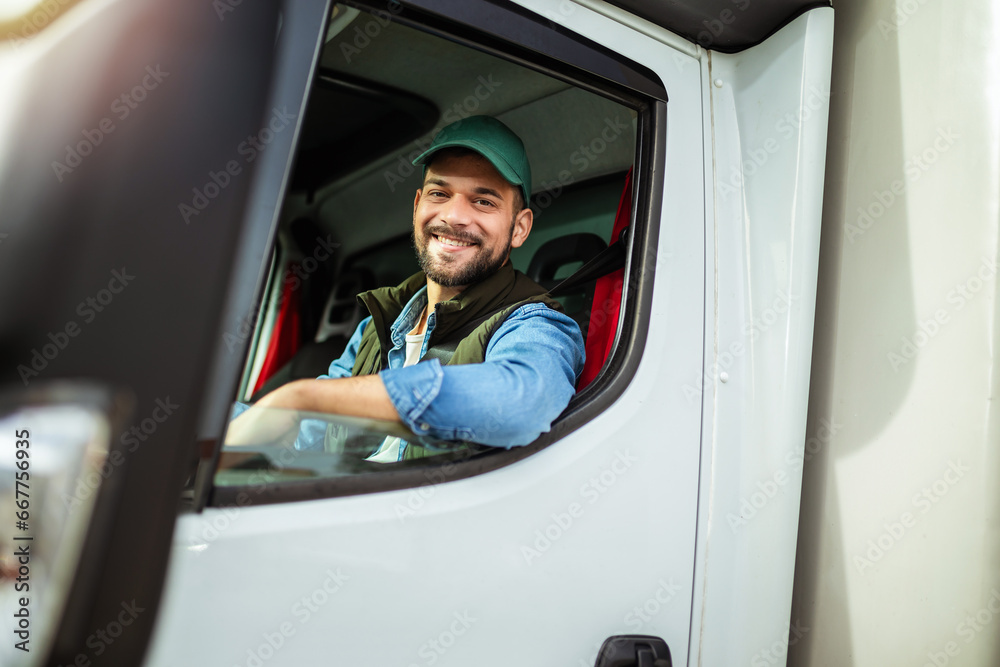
[348,262,562,459]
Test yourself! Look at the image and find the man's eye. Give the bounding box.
[475,198,496,207]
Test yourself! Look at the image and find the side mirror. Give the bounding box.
[0,383,130,666]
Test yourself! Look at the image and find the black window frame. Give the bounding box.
[209,0,666,508]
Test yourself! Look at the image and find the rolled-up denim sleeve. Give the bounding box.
[379,303,584,448]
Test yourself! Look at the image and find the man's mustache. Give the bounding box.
[423,223,482,245]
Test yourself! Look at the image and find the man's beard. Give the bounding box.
[413,222,513,288]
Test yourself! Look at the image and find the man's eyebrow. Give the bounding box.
[473,186,504,200]
[423,179,505,201]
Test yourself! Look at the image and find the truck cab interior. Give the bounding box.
[221,2,643,484]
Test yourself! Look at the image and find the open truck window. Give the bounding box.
[208,0,665,506]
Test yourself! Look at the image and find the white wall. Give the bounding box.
[791,0,1000,665]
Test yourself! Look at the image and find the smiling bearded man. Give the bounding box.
[227,116,586,460]
[411,148,518,289]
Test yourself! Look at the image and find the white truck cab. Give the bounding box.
[1,0,996,666]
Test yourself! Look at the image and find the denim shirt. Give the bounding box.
[289,285,585,457]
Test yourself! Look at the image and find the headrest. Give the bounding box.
[527,233,607,286]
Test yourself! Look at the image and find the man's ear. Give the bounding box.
[510,206,533,249]
[413,188,422,214]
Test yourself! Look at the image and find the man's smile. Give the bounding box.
[432,233,478,249]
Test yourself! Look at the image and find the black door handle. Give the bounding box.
[594,635,672,667]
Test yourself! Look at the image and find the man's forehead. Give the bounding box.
[422,152,516,196]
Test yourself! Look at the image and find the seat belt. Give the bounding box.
[547,225,629,298]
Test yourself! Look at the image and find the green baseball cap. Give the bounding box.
[412,115,532,206]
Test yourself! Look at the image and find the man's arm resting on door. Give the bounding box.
[225,374,400,446]
[226,304,583,448]
[259,374,399,420]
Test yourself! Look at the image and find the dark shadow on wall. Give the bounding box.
[789,0,916,663]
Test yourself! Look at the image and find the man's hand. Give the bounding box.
[225,405,301,447]
[225,376,401,447]
[225,386,302,447]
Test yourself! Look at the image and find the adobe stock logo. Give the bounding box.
[750,620,809,667]
[336,1,404,63]
[51,65,170,182]
[718,86,831,200]
[520,450,637,565]
[845,127,959,244]
[233,568,351,667]
[532,116,632,218]
[923,589,1000,667]
[407,611,477,667]
[853,460,969,575]
[693,0,751,49]
[877,0,931,38]
[886,255,996,372]
[682,289,799,403]
[179,107,297,224]
[4,0,72,49]
[61,397,180,511]
[16,268,136,386]
[382,76,504,192]
[726,418,842,533]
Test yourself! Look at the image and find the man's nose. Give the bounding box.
[440,195,473,225]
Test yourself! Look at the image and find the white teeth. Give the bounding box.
[436,235,473,247]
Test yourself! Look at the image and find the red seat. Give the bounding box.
[577,168,632,390]
[252,264,302,395]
